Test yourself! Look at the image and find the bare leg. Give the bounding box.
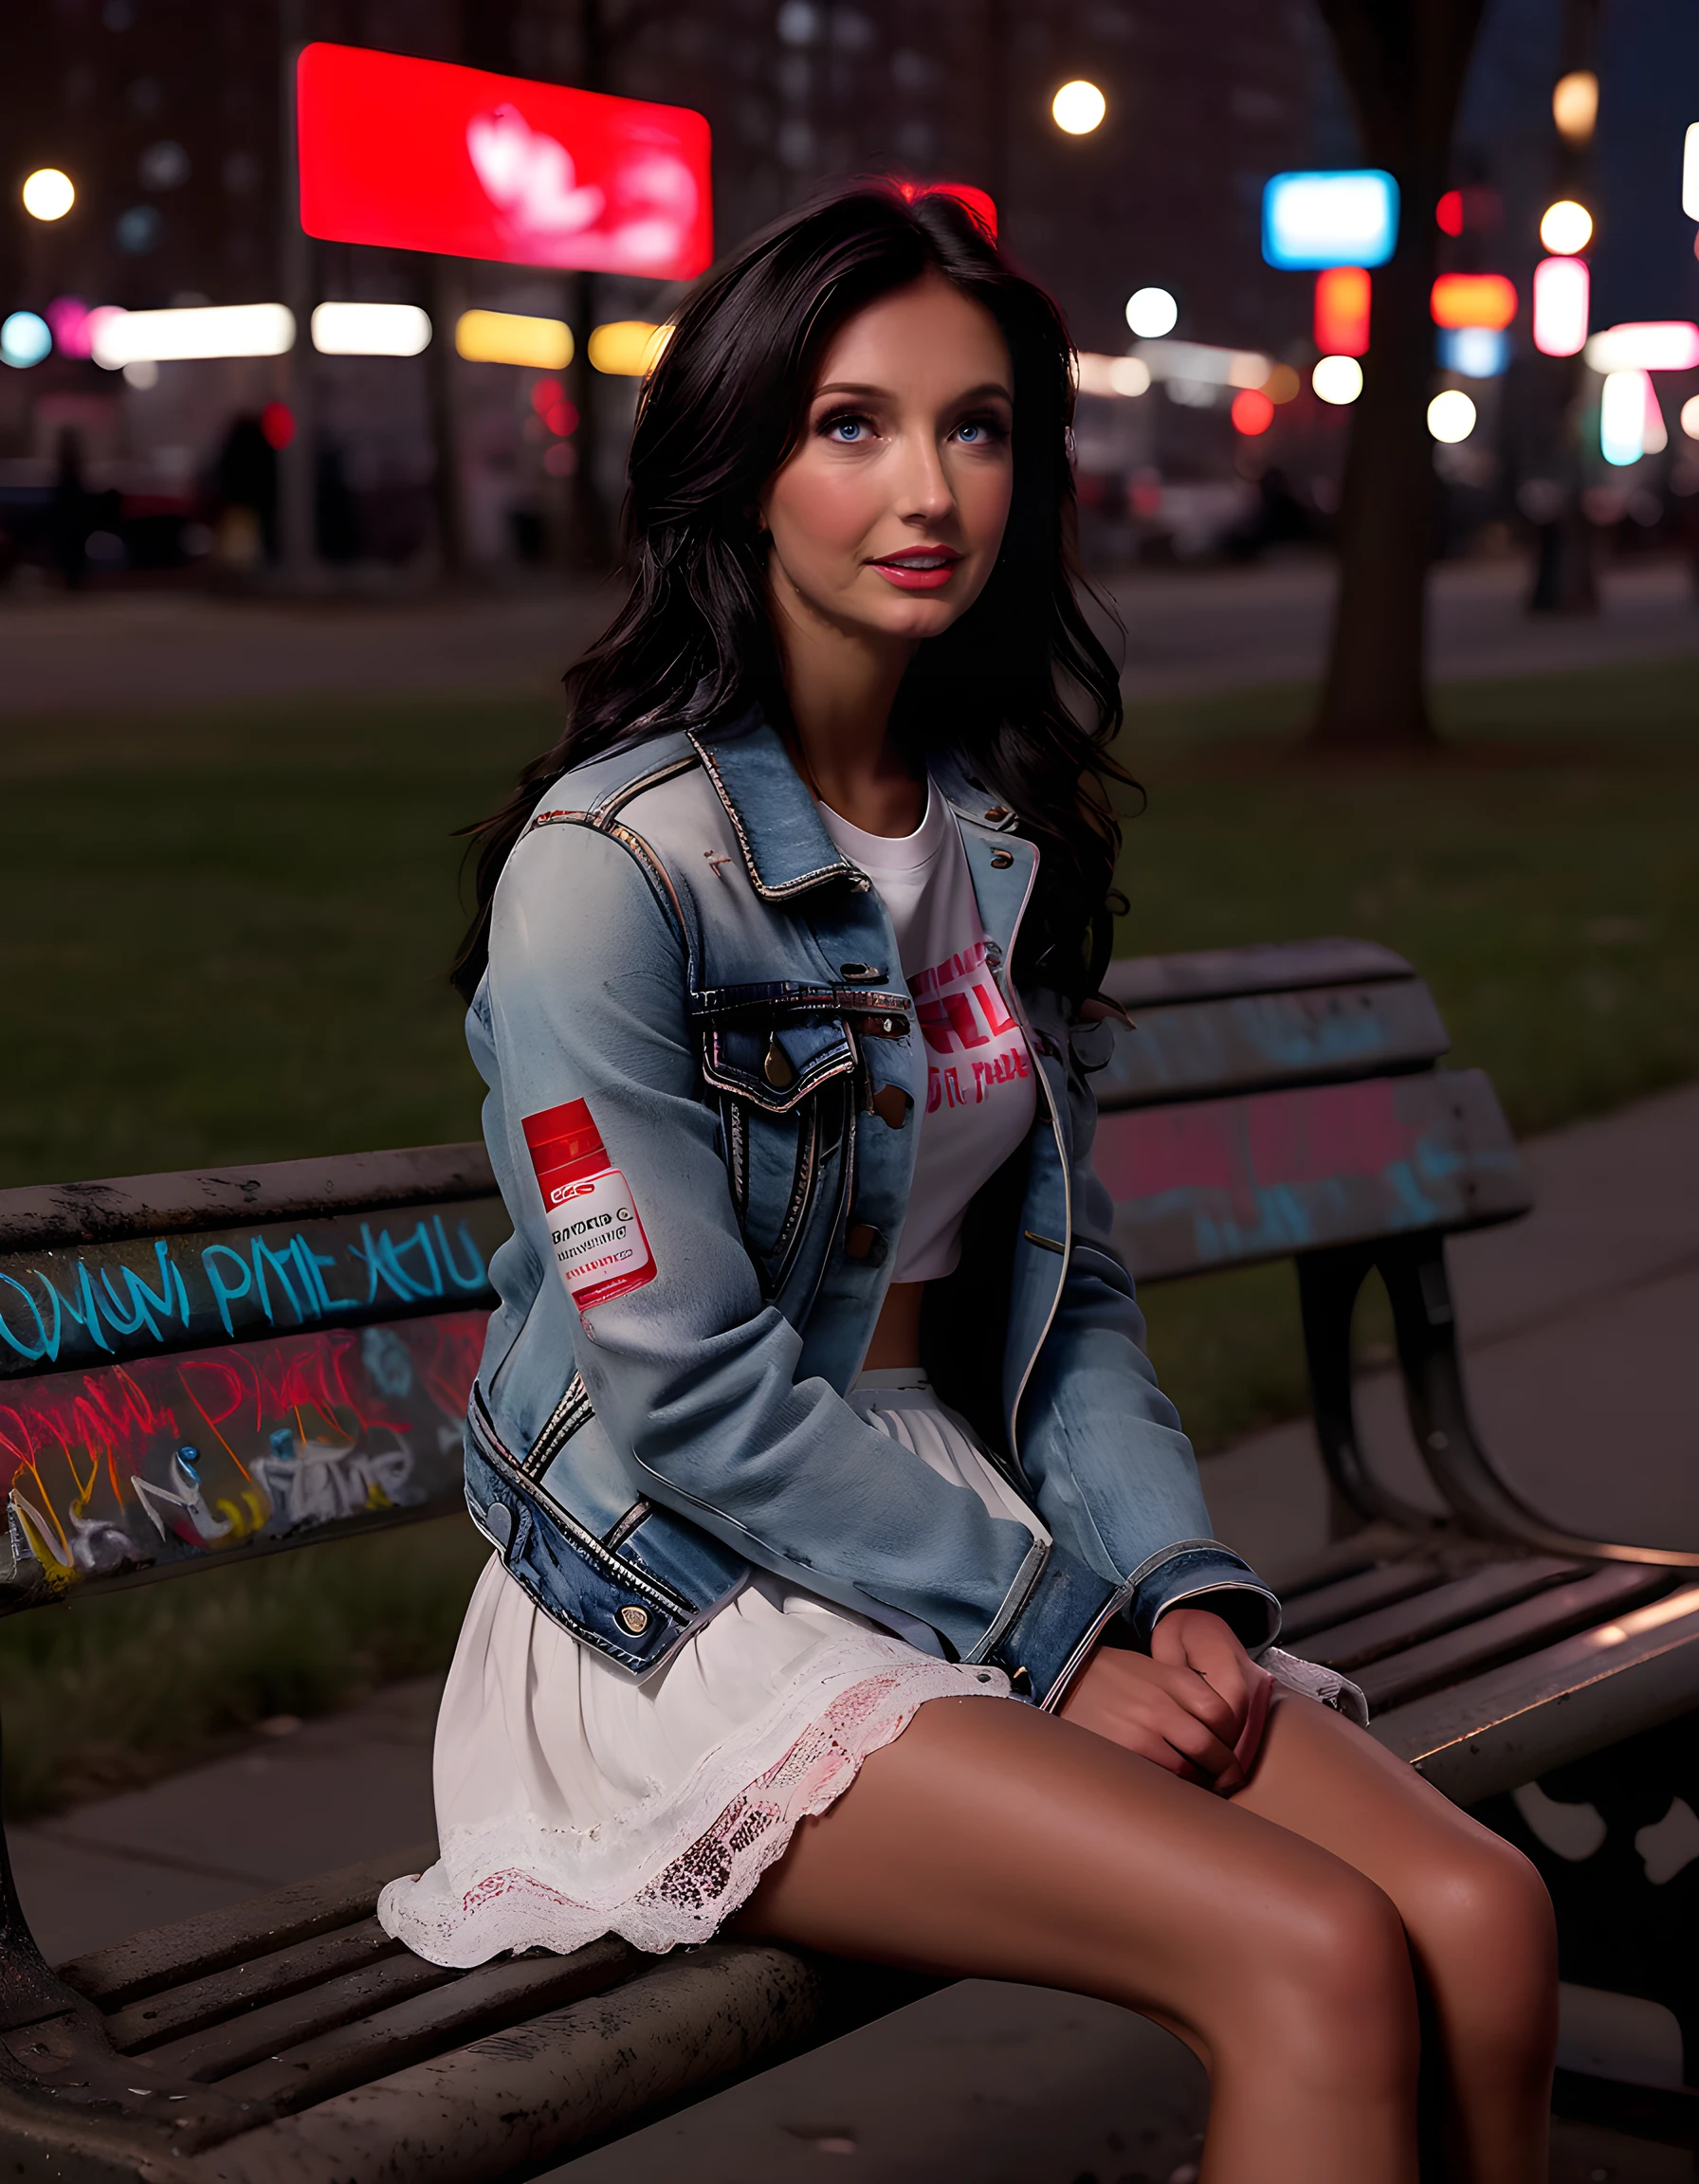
[1232,1695,1558,2183]
[733,1696,1421,2184]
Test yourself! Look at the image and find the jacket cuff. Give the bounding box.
[977,1545,1124,1711]
[1127,1541,1283,1653]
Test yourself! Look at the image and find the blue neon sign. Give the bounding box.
[1262,171,1399,270]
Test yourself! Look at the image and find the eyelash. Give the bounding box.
[813,409,1010,446]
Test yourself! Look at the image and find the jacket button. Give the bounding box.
[763,1035,796,1090]
[984,805,1010,823]
[616,1604,651,1636]
[990,849,1014,869]
[845,1223,886,1264]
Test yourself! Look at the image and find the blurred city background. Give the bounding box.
[2,7,1697,2179]
[2,0,1697,591]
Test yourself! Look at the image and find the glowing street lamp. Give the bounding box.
[1312,355,1362,406]
[1539,199,1593,256]
[1427,390,1477,444]
[1051,81,1106,136]
[1124,286,1178,338]
[22,168,75,222]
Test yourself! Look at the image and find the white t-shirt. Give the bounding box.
[820,786,1037,1282]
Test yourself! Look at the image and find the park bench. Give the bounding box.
[1,935,1694,2178]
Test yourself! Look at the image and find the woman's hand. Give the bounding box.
[1058,1609,1273,1794]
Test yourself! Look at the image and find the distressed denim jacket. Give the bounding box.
[463,705,1280,1710]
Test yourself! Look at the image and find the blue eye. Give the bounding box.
[822,413,867,442]
[958,421,983,444]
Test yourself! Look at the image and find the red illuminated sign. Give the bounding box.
[296,44,713,280]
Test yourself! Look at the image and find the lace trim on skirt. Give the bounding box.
[378,1649,998,1966]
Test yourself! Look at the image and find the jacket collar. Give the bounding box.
[689,706,1022,904]
[688,707,859,902]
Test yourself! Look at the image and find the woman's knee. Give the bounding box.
[1223,1860,1419,2092]
[1408,1824,1558,2048]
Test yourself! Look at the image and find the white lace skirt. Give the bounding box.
[377,1371,1025,1967]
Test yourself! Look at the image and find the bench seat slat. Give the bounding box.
[1102,1068,1532,1283]
[1102,938,1414,1011]
[58,1844,436,2008]
[1277,1559,1444,1642]
[1094,981,1450,1112]
[1370,1582,1699,1804]
[105,1918,407,2055]
[1291,1556,1584,1671]
[206,1938,643,2123]
[144,1952,462,2084]
[192,1943,928,2182]
[1356,1566,1671,1714]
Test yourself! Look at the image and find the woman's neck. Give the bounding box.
[768,573,925,838]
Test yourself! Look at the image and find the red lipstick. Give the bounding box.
[869,547,962,592]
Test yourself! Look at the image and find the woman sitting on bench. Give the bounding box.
[382,185,1558,2182]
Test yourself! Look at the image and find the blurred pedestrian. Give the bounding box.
[213,414,278,566]
[48,428,91,591]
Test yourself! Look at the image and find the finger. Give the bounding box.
[1147,1662,1243,1745]
[1145,1701,1237,1779]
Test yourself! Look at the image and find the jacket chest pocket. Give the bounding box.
[692,982,909,1299]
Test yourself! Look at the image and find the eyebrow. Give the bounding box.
[811,379,1014,403]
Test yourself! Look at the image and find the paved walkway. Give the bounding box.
[7,1085,1693,2178]
[0,554,1692,718]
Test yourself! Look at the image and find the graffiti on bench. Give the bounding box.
[0,1198,510,1380]
[0,1311,484,1610]
[1099,1069,1531,1282]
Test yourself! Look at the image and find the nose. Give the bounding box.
[893,428,957,527]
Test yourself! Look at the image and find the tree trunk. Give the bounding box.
[1311,0,1488,747]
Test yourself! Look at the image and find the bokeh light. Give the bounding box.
[0,313,53,369]
[1431,274,1517,331]
[1540,199,1593,256]
[1231,389,1274,436]
[1313,266,1370,356]
[1439,328,1507,378]
[1124,286,1178,338]
[1075,353,1151,397]
[1551,71,1599,146]
[1532,257,1589,355]
[1427,390,1477,444]
[1435,190,1465,238]
[1262,170,1398,270]
[587,320,670,375]
[1682,394,1699,442]
[1051,81,1106,136]
[22,168,75,221]
[1600,369,1650,465]
[1685,125,1699,222]
[1311,355,1363,406]
[454,311,574,370]
[260,401,296,449]
[311,302,430,356]
[1262,363,1302,404]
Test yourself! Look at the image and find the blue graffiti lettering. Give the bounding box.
[201,1244,254,1337]
[0,1272,50,1362]
[292,1235,359,1315]
[249,1235,306,1326]
[434,1216,488,1293]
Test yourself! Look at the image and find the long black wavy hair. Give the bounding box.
[452,180,1130,1005]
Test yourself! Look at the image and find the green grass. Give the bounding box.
[0,1520,489,1817]
[0,653,1693,1810]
